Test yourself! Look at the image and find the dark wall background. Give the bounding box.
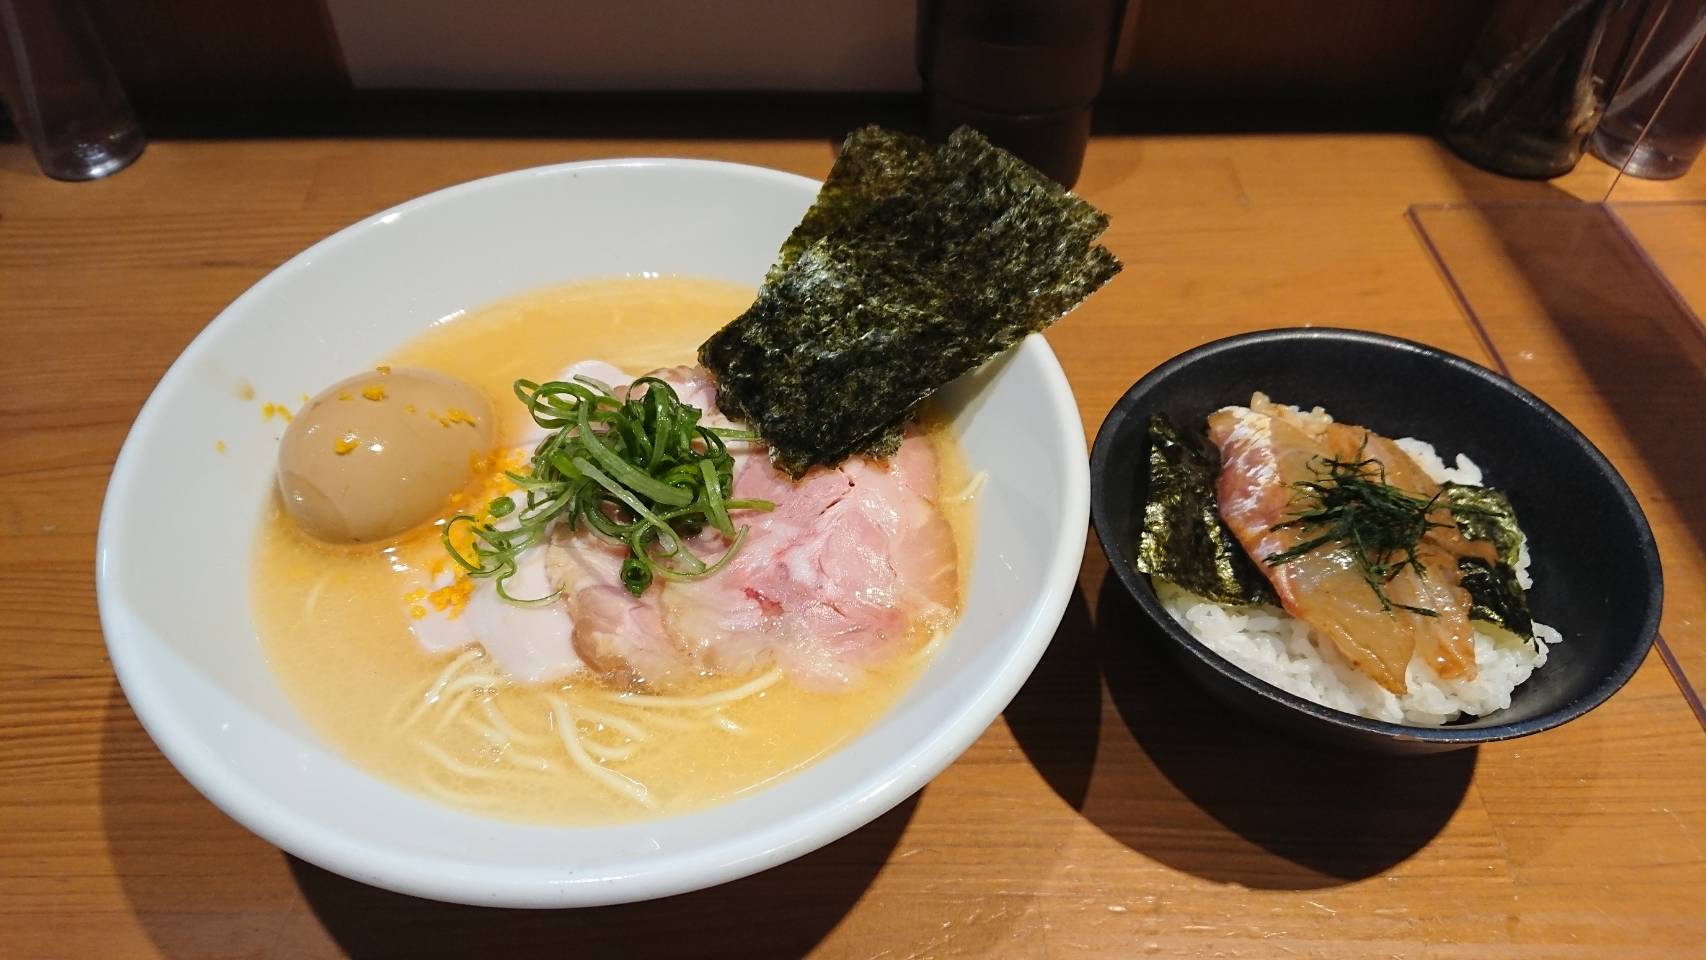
[80,0,1493,117]
[1109,0,1490,104]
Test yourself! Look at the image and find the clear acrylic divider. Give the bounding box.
[1406,198,1705,721]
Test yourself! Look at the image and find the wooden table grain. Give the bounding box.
[2,131,1703,960]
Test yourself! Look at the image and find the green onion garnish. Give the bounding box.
[442,375,773,601]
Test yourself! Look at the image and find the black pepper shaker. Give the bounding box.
[917,0,1125,188]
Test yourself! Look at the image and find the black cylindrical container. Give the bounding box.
[1440,0,1628,179]
[917,0,1124,188]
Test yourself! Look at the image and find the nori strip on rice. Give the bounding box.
[700,125,1121,477]
[1456,557,1534,640]
[1445,484,1535,640]
[1135,413,1275,606]
[1444,483,1523,565]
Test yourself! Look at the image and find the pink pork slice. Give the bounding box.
[550,366,959,691]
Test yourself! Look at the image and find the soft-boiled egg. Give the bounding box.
[277,367,495,543]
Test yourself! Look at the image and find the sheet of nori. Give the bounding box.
[771,126,933,278]
[1445,484,1535,640]
[700,124,1122,476]
[1134,413,1276,606]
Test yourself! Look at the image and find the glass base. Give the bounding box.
[1441,127,1586,179]
[32,124,146,181]
[1589,127,1698,180]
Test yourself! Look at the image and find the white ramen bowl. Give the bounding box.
[98,158,1089,907]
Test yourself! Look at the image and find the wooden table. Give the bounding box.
[3,130,1703,959]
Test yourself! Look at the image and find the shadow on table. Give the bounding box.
[100,680,311,959]
[285,788,916,960]
[1005,574,1475,890]
[100,677,916,960]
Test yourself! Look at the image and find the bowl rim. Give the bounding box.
[1088,326,1663,745]
[96,157,1091,906]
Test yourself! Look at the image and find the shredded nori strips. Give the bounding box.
[1135,413,1275,606]
[1444,484,1535,640]
[700,125,1121,476]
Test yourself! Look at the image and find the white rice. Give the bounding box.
[1158,428,1560,726]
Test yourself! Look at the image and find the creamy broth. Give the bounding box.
[254,276,975,825]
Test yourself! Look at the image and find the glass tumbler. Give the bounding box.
[1590,1,1706,179]
[0,0,144,181]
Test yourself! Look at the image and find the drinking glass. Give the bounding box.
[0,0,144,181]
[1590,0,1706,179]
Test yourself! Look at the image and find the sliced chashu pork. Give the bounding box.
[546,366,959,690]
